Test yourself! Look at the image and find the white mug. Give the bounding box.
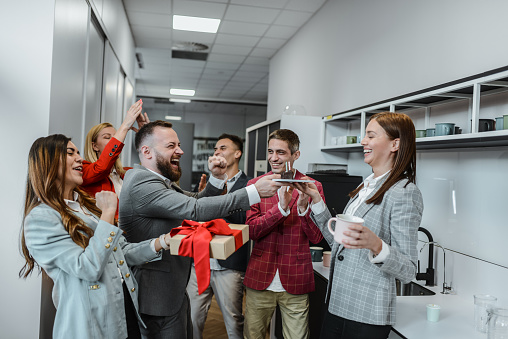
[327,214,364,244]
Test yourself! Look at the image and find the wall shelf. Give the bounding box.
[321,68,508,151]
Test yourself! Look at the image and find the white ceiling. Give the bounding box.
[123,0,327,105]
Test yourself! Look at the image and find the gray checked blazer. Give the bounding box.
[310,177,423,326]
[119,164,251,317]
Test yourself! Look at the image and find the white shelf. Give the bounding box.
[321,67,508,151]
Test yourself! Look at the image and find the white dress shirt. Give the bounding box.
[311,171,391,263]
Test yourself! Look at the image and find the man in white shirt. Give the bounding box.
[187,133,252,339]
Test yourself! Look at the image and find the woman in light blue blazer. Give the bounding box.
[20,134,172,339]
[294,112,423,339]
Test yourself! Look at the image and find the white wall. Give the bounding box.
[269,0,508,306]
[269,0,508,120]
[0,1,137,337]
[0,1,55,338]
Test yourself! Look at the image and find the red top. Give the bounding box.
[80,137,131,216]
[243,170,325,295]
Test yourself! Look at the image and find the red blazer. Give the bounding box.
[80,137,131,199]
[243,170,325,295]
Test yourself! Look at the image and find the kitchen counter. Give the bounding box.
[312,262,485,339]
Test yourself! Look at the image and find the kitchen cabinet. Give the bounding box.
[321,66,508,152]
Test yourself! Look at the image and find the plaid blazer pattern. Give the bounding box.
[310,177,423,326]
[243,170,325,295]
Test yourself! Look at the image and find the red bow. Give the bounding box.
[170,219,243,294]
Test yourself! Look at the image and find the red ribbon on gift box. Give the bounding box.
[170,219,243,294]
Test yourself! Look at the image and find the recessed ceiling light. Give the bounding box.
[173,15,220,33]
[170,88,195,96]
[170,98,191,103]
[165,115,182,121]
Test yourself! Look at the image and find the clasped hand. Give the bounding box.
[96,191,118,224]
[207,155,228,179]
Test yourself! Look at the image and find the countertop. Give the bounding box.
[312,262,485,339]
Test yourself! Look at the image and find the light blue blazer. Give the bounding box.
[311,178,424,326]
[24,204,161,339]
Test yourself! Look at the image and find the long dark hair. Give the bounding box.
[20,134,102,278]
[349,112,416,205]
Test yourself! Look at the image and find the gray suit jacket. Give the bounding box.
[119,164,251,316]
[311,177,423,326]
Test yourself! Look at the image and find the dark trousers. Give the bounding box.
[123,283,142,339]
[139,293,193,339]
[320,310,392,339]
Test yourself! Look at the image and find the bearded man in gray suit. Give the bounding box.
[119,121,281,339]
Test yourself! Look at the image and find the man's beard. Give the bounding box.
[155,151,182,182]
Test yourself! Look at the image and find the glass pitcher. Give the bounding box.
[488,308,508,339]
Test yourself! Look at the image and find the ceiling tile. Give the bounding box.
[232,71,267,82]
[238,64,268,73]
[273,10,313,27]
[170,72,201,81]
[219,91,246,99]
[126,11,172,28]
[264,25,298,39]
[284,0,327,13]
[131,25,172,39]
[207,53,246,63]
[202,68,235,78]
[218,21,269,36]
[214,33,261,48]
[172,30,217,44]
[198,0,229,3]
[205,61,242,71]
[123,0,171,14]
[224,5,281,24]
[211,44,252,56]
[136,47,172,57]
[171,58,207,68]
[230,0,287,9]
[142,55,171,66]
[197,80,227,89]
[257,37,286,50]
[249,47,277,58]
[135,37,172,49]
[173,0,227,18]
[243,56,270,65]
[170,78,199,88]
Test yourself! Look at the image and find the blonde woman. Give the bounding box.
[81,100,148,205]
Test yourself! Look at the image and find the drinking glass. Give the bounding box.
[474,294,497,333]
[488,308,508,339]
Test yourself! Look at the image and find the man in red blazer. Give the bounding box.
[243,129,325,339]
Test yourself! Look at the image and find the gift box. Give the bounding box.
[168,223,248,260]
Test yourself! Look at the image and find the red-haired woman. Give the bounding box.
[294,112,424,339]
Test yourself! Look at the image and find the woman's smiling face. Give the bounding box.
[60,141,84,193]
[361,119,398,175]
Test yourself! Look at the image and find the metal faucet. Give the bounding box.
[416,227,435,286]
[420,241,452,294]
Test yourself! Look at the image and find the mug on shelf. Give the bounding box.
[426,128,436,137]
[504,115,508,130]
[415,130,426,138]
[454,126,462,134]
[479,119,495,132]
[435,123,455,136]
[496,117,504,130]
